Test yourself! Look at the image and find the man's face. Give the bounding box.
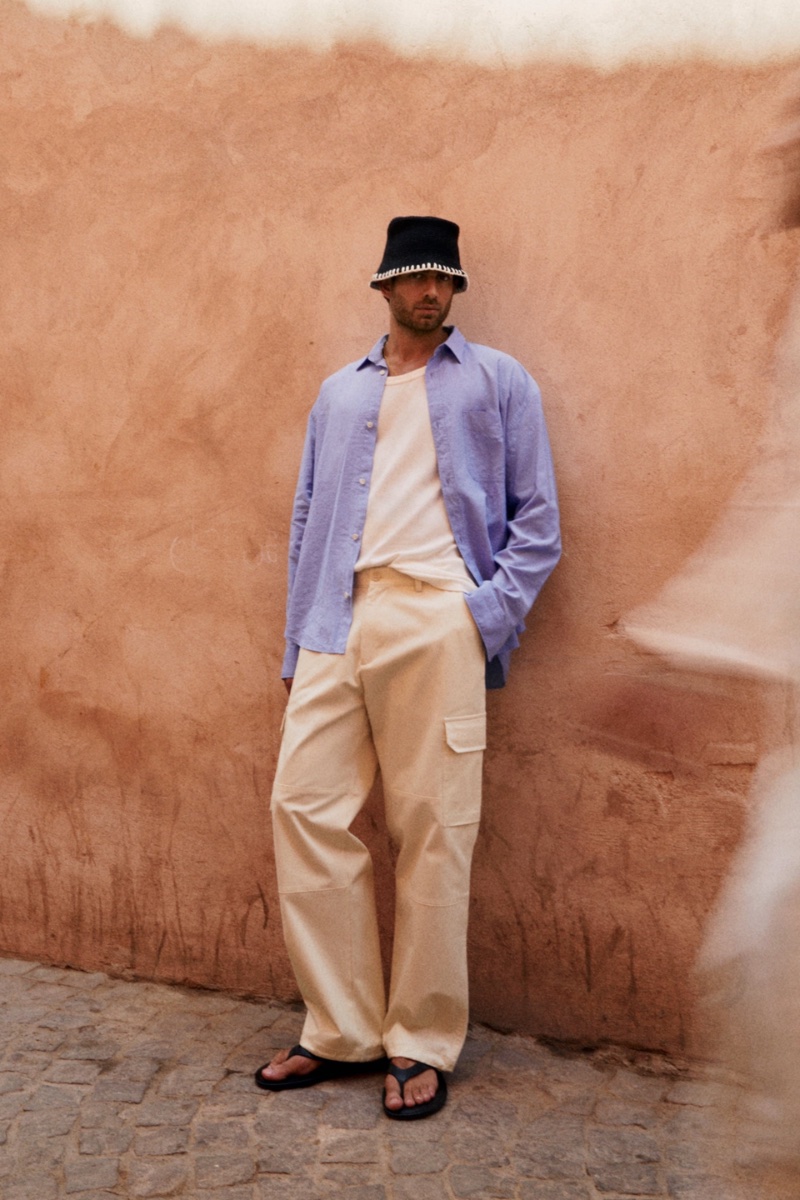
[381,271,456,333]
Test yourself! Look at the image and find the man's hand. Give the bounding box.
[283,678,293,696]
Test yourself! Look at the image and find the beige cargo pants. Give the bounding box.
[270,568,487,1072]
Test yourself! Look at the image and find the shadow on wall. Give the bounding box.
[0,0,798,1049]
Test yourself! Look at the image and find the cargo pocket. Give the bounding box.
[442,713,486,826]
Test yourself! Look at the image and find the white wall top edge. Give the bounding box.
[21,0,800,65]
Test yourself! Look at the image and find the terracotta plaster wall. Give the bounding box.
[1,0,798,1051]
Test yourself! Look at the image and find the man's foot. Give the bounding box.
[254,1044,388,1092]
[382,1057,447,1119]
[257,1046,323,1087]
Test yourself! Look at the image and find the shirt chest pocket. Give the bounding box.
[466,406,503,442]
[464,407,504,485]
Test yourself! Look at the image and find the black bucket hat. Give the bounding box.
[370,216,468,292]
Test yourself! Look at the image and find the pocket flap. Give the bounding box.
[444,713,486,754]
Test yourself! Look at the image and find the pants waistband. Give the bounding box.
[354,568,424,591]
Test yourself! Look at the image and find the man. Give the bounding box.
[256,216,561,1118]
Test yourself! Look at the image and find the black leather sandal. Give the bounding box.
[255,1044,386,1092]
[382,1060,448,1119]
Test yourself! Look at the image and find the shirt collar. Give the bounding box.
[357,326,466,371]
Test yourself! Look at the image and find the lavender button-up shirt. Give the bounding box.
[282,326,561,689]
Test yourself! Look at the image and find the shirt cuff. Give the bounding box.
[465,582,509,662]
[282,641,300,679]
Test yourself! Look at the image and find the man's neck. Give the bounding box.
[383,322,450,376]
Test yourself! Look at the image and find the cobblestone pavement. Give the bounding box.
[0,955,796,1200]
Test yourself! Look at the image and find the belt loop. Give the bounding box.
[414,579,423,593]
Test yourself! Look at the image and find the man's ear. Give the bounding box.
[378,279,393,302]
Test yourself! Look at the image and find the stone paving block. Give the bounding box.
[259,1085,329,1114]
[78,1102,130,1129]
[64,1156,120,1193]
[194,1151,256,1188]
[539,1054,613,1088]
[321,1165,384,1186]
[0,1005,50,1030]
[210,999,281,1024]
[662,1105,717,1143]
[16,1027,66,1053]
[445,1127,511,1169]
[0,958,35,975]
[126,1039,185,1062]
[12,1137,66,1174]
[45,1061,102,1084]
[492,1038,554,1073]
[200,1092,259,1118]
[661,1138,713,1174]
[0,1122,8,1145]
[215,1069,258,1095]
[16,1107,78,1138]
[91,1077,149,1103]
[1,1177,60,1200]
[390,1140,449,1175]
[666,1080,731,1108]
[58,971,109,990]
[254,1177,317,1200]
[450,1163,516,1197]
[518,1184,592,1199]
[28,965,77,984]
[539,1082,599,1116]
[270,1011,305,1032]
[253,1103,321,1139]
[256,1137,317,1175]
[193,1116,249,1148]
[452,1093,521,1130]
[135,1099,200,1126]
[27,982,79,1005]
[587,1127,662,1195]
[320,1131,381,1164]
[513,1113,587,1180]
[192,1191,254,1200]
[60,998,104,1019]
[321,1089,383,1129]
[23,1082,85,1110]
[392,1177,450,1200]
[59,1194,119,1200]
[127,1156,189,1197]
[607,1071,668,1103]
[335,1187,387,1200]
[105,1057,161,1083]
[667,1175,752,1199]
[0,1072,31,1094]
[79,1125,135,1154]
[227,1047,277,1072]
[61,1039,121,1061]
[158,1064,227,1096]
[0,1093,28,1120]
[134,1125,190,1155]
[595,1097,662,1129]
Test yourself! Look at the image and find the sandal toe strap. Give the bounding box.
[387,1060,435,1085]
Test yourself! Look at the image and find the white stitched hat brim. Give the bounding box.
[370,263,468,291]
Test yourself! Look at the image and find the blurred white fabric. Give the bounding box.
[626,277,800,1159]
[625,290,800,684]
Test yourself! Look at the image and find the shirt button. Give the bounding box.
[380,368,386,375]
[351,533,359,541]
[366,420,374,429]
[358,477,366,486]
[344,591,351,600]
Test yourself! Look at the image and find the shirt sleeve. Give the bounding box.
[465,365,561,660]
[282,408,317,678]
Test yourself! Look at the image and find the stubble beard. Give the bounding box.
[391,296,452,335]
